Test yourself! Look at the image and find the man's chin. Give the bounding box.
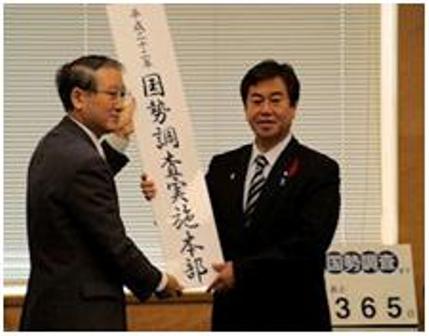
[255,131,288,146]
[107,122,120,132]
[256,128,277,138]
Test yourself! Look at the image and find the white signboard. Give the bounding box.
[326,244,418,328]
[106,5,224,291]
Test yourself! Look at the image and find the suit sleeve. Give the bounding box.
[234,160,340,285]
[101,141,129,175]
[66,156,161,301]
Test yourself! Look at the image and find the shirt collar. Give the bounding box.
[68,115,106,159]
[250,133,292,168]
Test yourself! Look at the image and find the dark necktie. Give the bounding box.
[244,155,268,226]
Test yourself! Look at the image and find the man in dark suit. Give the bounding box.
[142,60,340,331]
[20,55,182,331]
[205,60,340,331]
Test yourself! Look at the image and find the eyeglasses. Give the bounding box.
[92,89,131,102]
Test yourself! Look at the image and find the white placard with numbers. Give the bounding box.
[325,244,418,327]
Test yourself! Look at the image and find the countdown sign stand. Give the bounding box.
[326,244,418,330]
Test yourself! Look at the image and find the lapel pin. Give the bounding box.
[280,171,288,186]
[230,172,236,180]
[280,157,300,186]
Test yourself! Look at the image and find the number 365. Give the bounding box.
[335,296,402,319]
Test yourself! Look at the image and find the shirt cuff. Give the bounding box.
[105,133,130,153]
[156,272,168,292]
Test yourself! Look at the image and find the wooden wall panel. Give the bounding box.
[4,294,212,331]
[398,4,424,331]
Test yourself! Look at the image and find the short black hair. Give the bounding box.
[55,55,123,112]
[240,59,300,107]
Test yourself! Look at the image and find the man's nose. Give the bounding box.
[114,99,124,111]
[261,100,273,113]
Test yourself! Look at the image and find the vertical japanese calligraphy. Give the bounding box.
[106,5,223,291]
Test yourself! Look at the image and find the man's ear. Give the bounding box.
[290,105,297,119]
[70,87,86,111]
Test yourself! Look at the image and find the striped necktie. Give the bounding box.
[244,155,269,226]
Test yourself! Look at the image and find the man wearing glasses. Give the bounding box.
[20,55,182,331]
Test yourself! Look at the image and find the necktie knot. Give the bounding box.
[255,155,268,171]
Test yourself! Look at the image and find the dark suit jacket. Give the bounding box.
[206,137,340,331]
[20,116,161,331]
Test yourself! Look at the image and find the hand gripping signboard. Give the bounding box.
[106,4,224,291]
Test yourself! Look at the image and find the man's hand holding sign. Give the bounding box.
[141,178,235,294]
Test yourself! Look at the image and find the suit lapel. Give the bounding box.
[228,145,252,225]
[250,137,300,227]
